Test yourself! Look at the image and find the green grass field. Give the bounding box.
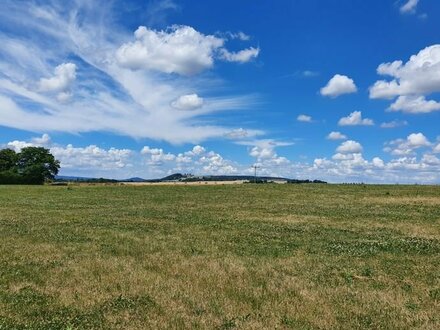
[0,184,439,329]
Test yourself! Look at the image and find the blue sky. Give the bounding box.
[1,0,440,183]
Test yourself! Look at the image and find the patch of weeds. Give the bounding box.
[429,288,440,301]
[405,301,420,311]
[401,283,412,292]
[218,318,236,329]
[361,267,374,277]
[193,306,206,316]
[342,272,354,285]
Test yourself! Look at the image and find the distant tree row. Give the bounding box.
[0,147,60,184]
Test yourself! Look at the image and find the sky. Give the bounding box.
[1,0,440,183]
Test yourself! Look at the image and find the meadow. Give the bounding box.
[0,184,439,329]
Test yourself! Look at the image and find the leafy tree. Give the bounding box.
[17,147,60,184]
[0,148,17,172]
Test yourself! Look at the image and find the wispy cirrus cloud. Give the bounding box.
[0,1,261,144]
[400,0,420,14]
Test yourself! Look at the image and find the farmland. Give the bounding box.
[0,184,439,329]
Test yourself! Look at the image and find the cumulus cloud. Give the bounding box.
[338,111,374,126]
[384,133,431,156]
[297,114,312,122]
[141,146,176,165]
[6,133,52,151]
[389,95,440,114]
[39,63,77,93]
[336,140,363,154]
[52,145,133,170]
[141,144,237,174]
[39,63,76,102]
[5,134,440,184]
[116,25,224,75]
[171,93,204,110]
[116,25,259,75]
[400,0,419,14]
[372,157,385,168]
[370,45,440,114]
[320,74,357,98]
[407,133,430,147]
[6,134,132,171]
[220,47,260,63]
[244,139,292,174]
[327,131,347,140]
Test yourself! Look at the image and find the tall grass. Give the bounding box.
[0,184,439,329]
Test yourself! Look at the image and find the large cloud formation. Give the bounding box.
[0,1,260,144]
[370,45,440,114]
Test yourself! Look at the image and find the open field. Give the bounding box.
[0,184,439,329]
[121,180,248,186]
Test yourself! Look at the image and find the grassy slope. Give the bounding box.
[0,184,439,329]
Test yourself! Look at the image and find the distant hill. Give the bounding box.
[55,173,326,184]
[123,177,147,182]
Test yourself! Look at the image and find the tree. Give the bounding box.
[0,148,17,172]
[17,147,60,184]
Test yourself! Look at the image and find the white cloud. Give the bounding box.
[225,129,248,139]
[5,134,132,171]
[220,47,260,63]
[6,133,51,152]
[141,146,176,165]
[226,31,251,41]
[389,95,440,114]
[0,2,261,144]
[327,131,347,140]
[5,133,440,184]
[52,145,133,170]
[336,140,363,154]
[171,93,204,110]
[245,139,292,175]
[338,111,374,126]
[380,120,408,128]
[39,63,76,101]
[32,133,51,145]
[384,133,431,156]
[116,25,259,75]
[372,157,385,168]
[184,145,206,156]
[407,132,430,147]
[433,143,440,154]
[320,74,357,98]
[370,45,440,114]
[400,0,419,14]
[297,114,312,123]
[250,146,275,159]
[116,25,224,75]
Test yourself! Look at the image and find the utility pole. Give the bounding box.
[251,165,261,183]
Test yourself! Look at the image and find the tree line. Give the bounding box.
[0,147,60,184]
